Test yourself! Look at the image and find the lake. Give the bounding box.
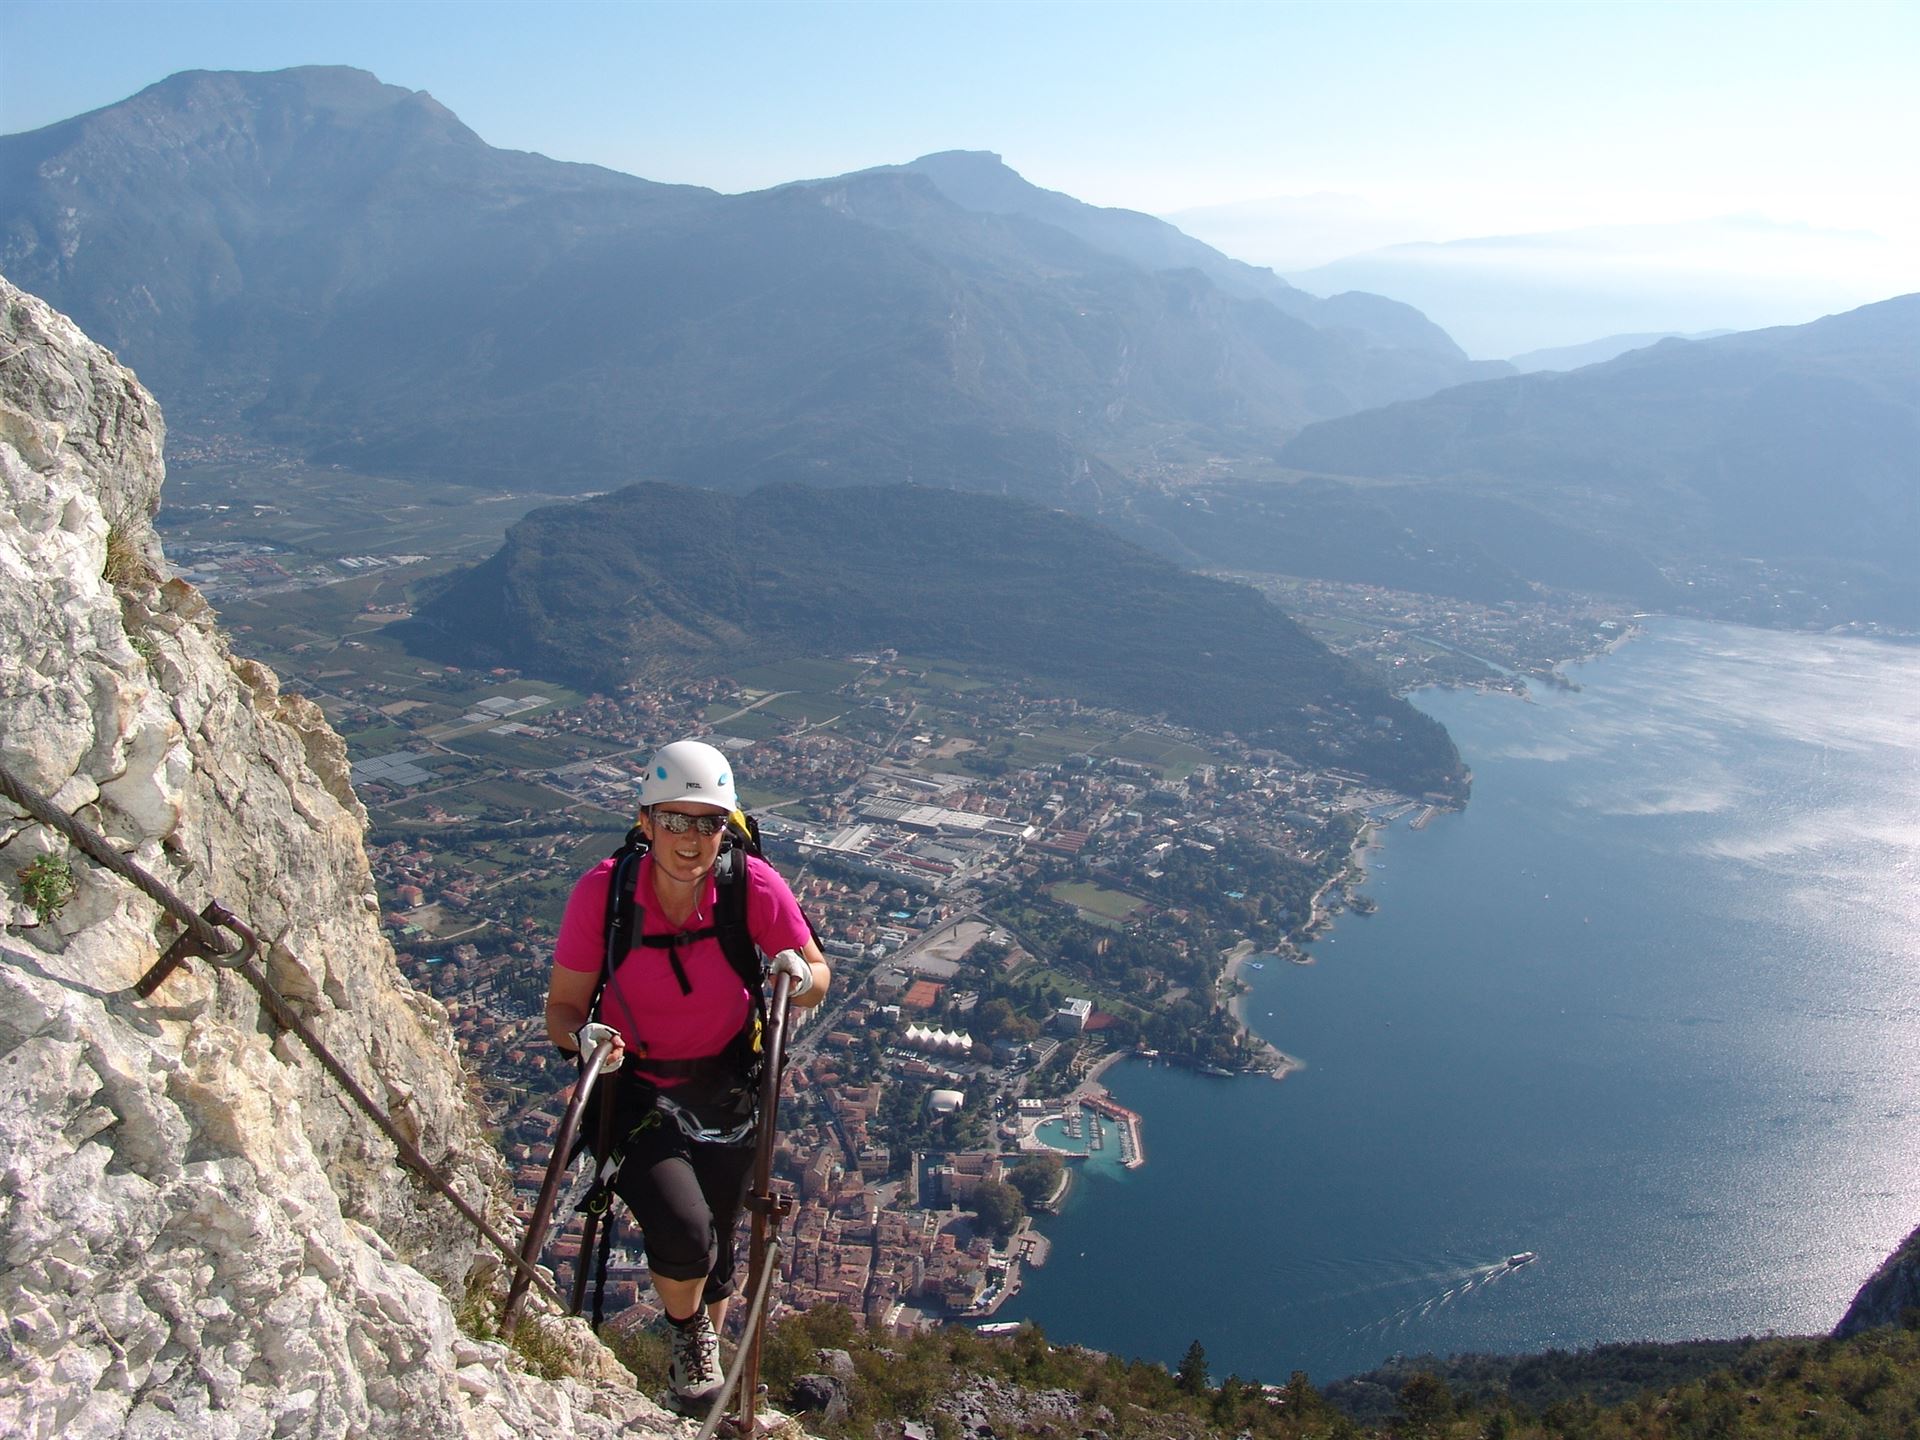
[998,618,1920,1384]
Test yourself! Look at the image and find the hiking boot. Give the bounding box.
[668,1312,724,1406]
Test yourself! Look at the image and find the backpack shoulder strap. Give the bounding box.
[710,843,764,993]
[598,815,818,1010]
[712,830,825,989]
[593,825,650,1021]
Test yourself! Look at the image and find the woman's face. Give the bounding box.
[641,804,730,887]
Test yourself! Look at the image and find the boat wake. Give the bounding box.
[1346,1253,1538,1337]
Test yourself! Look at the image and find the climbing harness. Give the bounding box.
[0,759,567,1313]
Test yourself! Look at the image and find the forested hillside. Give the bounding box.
[411,480,1465,796]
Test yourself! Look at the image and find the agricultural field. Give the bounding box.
[1099,733,1221,779]
[160,462,549,559]
[704,708,788,742]
[885,655,1008,695]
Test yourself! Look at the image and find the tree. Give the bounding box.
[1007,1152,1063,1208]
[1393,1372,1453,1438]
[1176,1338,1209,1395]
[971,1179,1025,1243]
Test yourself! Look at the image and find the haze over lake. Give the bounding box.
[1002,619,1920,1383]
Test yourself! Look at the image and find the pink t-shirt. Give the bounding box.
[554,852,811,1084]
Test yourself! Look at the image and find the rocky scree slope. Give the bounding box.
[0,276,669,1436]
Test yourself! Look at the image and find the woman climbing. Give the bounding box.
[545,738,830,1407]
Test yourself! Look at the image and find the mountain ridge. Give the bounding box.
[857,150,1493,367]
[0,66,1494,501]
[1505,329,1733,373]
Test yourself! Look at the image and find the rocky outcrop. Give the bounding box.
[0,276,670,1435]
[932,1374,1088,1439]
[1835,1224,1920,1338]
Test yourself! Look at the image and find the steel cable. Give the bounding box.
[0,757,565,1311]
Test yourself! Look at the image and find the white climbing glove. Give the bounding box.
[768,949,814,999]
[573,1021,624,1071]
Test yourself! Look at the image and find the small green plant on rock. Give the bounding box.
[103,518,155,592]
[455,1278,498,1343]
[18,853,77,924]
[503,1313,581,1382]
[604,1322,671,1396]
[454,1279,586,1384]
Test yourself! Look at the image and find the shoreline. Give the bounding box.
[1219,940,1305,1079]
[1025,627,1645,1185]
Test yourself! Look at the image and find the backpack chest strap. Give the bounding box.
[635,925,719,996]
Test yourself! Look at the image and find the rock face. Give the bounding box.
[0,276,668,1435]
[1835,1224,1920,1338]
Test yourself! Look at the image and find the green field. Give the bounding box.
[334,723,415,756]
[773,693,847,724]
[564,831,627,870]
[439,727,609,770]
[706,708,787,742]
[1000,723,1121,765]
[1047,882,1147,922]
[384,776,571,820]
[734,658,868,691]
[708,659,866,739]
[888,654,1009,694]
[1011,963,1146,1021]
[1101,733,1223,780]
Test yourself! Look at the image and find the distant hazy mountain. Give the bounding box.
[1505,331,1730,373]
[1278,296,1920,622]
[858,151,1499,372]
[1288,219,1918,359]
[412,480,1465,795]
[0,67,1496,499]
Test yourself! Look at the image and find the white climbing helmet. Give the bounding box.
[637,739,738,813]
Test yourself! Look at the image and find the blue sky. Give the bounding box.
[4,0,1916,347]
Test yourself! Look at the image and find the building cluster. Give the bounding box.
[776,1183,1006,1325]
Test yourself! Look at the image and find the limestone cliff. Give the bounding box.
[0,276,668,1436]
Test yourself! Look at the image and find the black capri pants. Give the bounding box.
[611,1102,757,1307]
